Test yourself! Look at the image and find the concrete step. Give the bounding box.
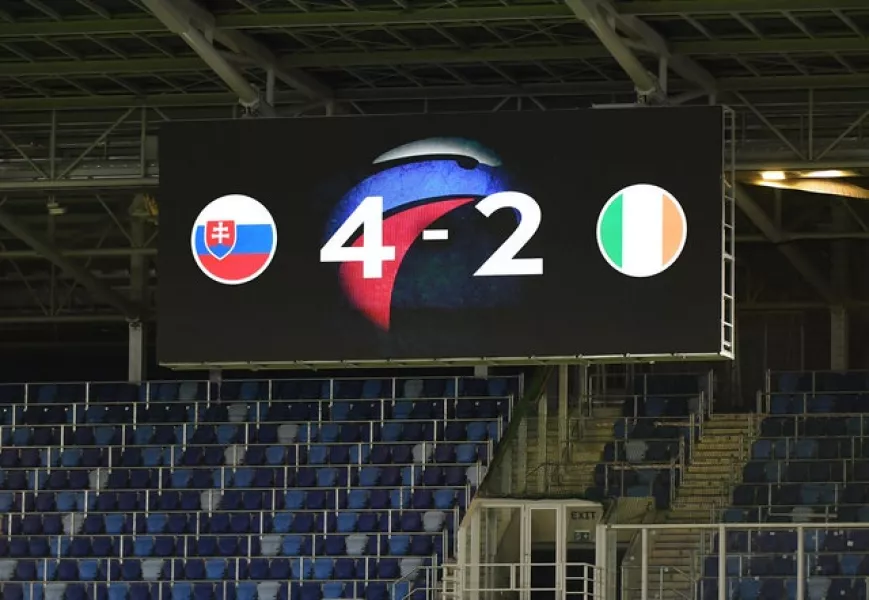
[679,480,733,489]
[633,414,754,591]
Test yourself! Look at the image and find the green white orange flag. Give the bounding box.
[597,184,687,278]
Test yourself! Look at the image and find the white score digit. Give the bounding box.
[473,191,543,277]
[320,196,396,278]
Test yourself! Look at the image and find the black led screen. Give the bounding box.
[157,107,726,366]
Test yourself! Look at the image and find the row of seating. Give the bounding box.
[2,458,483,484]
[703,553,869,577]
[0,556,429,581]
[777,371,869,393]
[0,506,453,534]
[0,532,449,559]
[3,419,501,445]
[758,417,866,439]
[0,536,443,569]
[0,377,518,405]
[0,579,418,600]
[0,474,481,500]
[743,460,869,483]
[708,528,869,553]
[0,483,467,510]
[769,394,869,415]
[2,512,454,537]
[699,576,864,600]
[0,373,512,600]
[7,405,508,433]
[0,444,489,472]
[732,482,869,507]
[699,371,869,600]
[752,438,869,460]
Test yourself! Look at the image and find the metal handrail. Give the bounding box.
[0,375,524,407]
[0,530,450,545]
[0,506,460,517]
[620,564,695,600]
[458,561,601,596]
[766,368,869,394]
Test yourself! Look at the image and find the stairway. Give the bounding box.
[624,414,756,600]
[515,402,623,496]
[560,404,623,492]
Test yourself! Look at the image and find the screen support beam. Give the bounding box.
[142,0,273,116]
[568,0,719,102]
[141,0,334,114]
[565,0,662,102]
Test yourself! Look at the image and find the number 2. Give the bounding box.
[473,191,543,277]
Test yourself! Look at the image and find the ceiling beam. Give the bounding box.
[1,57,205,76]
[8,35,869,76]
[572,0,720,97]
[565,0,662,100]
[619,0,869,15]
[0,209,143,320]
[3,74,869,111]
[734,184,839,305]
[146,0,332,101]
[141,0,275,114]
[3,1,867,37]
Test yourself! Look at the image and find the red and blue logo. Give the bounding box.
[191,194,277,285]
[324,138,515,330]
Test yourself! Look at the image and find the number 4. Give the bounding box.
[320,196,396,278]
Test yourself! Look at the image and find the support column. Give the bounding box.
[831,204,850,370]
[129,212,147,383]
[577,363,590,416]
[537,393,548,493]
[831,308,849,371]
[558,365,569,458]
[128,321,144,383]
[516,418,528,494]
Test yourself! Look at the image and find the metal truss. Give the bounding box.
[1,0,869,335]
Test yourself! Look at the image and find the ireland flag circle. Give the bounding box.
[596,183,688,278]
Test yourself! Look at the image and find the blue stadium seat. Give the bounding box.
[0,375,517,600]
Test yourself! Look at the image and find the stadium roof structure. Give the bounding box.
[0,0,868,348]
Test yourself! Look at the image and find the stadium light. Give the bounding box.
[801,169,853,179]
[760,170,787,181]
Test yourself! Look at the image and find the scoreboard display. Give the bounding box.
[157,107,726,367]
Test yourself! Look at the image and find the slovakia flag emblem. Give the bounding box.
[190,194,277,285]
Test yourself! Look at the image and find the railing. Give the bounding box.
[603,521,869,600]
[620,564,695,600]
[0,375,523,407]
[0,397,512,429]
[766,369,869,395]
[586,392,704,421]
[0,560,442,598]
[756,389,869,417]
[445,561,599,600]
[0,417,503,452]
[392,561,442,600]
[0,531,449,558]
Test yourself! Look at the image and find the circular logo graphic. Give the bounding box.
[190,194,277,285]
[324,137,520,331]
[596,183,687,278]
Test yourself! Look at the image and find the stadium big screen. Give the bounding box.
[157,107,726,366]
